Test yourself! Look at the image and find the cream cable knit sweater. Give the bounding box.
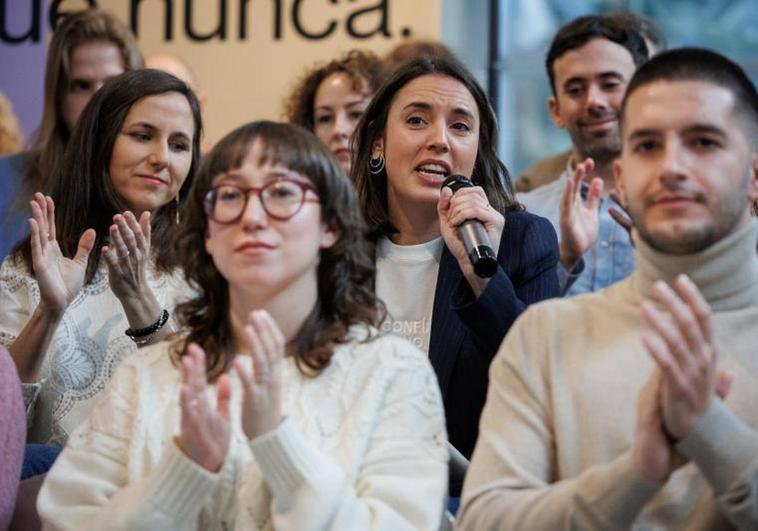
[37,327,448,530]
[458,220,758,530]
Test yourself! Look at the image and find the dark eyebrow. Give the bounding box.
[684,124,728,139]
[402,101,475,120]
[126,121,192,141]
[627,128,661,142]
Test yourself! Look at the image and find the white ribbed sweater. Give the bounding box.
[38,328,448,530]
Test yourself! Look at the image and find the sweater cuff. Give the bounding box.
[249,417,340,501]
[140,438,220,518]
[676,400,758,494]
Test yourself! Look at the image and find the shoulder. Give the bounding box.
[499,210,558,262]
[0,257,34,294]
[0,152,28,176]
[503,209,557,236]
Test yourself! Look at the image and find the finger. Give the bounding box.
[559,167,578,221]
[234,356,254,393]
[46,196,57,241]
[651,281,706,362]
[115,215,140,256]
[216,374,231,423]
[141,210,151,246]
[123,212,148,254]
[30,197,46,236]
[101,245,121,274]
[437,186,452,215]
[110,223,131,260]
[34,193,48,236]
[73,229,96,266]
[29,219,43,263]
[642,297,696,374]
[714,370,733,400]
[641,331,691,396]
[609,206,633,232]
[585,177,604,212]
[255,311,285,366]
[673,275,714,347]
[447,203,501,229]
[186,343,208,394]
[244,322,269,384]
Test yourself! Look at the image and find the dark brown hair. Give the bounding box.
[174,121,382,380]
[383,39,456,75]
[23,8,143,199]
[283,50,384,132]
[13,69,203,283]
[351,56,521,240]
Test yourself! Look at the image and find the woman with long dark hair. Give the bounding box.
[38,121,447,530]
[352,57,560,462]
[1,69,201,454]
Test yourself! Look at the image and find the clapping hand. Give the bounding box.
[28,193,95,314]
[178,343,231,473]
[102,211,152,303]
[558,158,602,269]
[234,310,285,440]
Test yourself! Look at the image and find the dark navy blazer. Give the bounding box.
[429,210,559,460]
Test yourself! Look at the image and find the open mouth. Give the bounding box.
[415,162,451,182]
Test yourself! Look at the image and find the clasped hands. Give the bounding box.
[177,310,284,473]
[633,275,730,483]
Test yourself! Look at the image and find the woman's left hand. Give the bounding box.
[103,211,163,329]
[234,310,285,440]
[437,185,504,295]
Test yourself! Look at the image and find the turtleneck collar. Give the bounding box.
[630,219,758,312]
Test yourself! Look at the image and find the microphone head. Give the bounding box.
[441,174,472,193]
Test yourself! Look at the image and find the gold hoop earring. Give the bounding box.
[368,153,385,175]
[175,195,180,225]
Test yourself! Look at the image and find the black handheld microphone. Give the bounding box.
[441,175,498,278]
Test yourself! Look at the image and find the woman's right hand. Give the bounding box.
[28,193,95,315]
[178,343,231,473]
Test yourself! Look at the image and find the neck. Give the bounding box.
[227,272,318,354]
[570,149,616,194]
[387,193,441,245]
[631,220,758,311]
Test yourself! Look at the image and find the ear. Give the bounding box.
[747,152,758,205]
[613,158,627,207]
[548,96,564,129]
[319,222,339,250]
[371,136,384,158]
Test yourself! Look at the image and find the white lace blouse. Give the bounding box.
[0,257,191,445]
[37,329,449,531]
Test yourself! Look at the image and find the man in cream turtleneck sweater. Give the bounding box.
[458,48,758,530]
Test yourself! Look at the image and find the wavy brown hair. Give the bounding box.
[12,69,203,283]
[283,50,384,132]
[22,8,143,202]
[173,121,383,380]
[351,56,522,241]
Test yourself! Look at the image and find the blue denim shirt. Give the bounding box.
[0,153,29,262]
[517,166,635,296]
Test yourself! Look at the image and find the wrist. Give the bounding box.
[559,242,581,270]
[35,302,65,321]
[119,289,162,329]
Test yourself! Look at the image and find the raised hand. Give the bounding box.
[234,310,285,440]
[437,184,504,296]
[641,275,719,440]
[102,211,152,302]
[178,343,231,473]
[558,158,602,269]
[28,193,95,314]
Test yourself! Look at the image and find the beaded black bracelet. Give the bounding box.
[125,309,170,339]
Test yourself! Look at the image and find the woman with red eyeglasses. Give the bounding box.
[38,121,448,531]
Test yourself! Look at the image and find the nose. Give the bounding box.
[240,192,268,230]
[585,83,609,115]
[148,141,169,169]
[333,111,351,140]
[658,141,688,187]
[426,119,450,153]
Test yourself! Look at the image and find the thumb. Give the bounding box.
[74,229,96,265]
[438,186,452,215]
[140,211,151,242]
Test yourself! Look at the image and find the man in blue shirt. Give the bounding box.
[518,15,649,295]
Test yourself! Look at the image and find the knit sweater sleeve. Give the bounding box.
[676,399,758,530]
[248,338,449,531]
[37,347,225,531]
[457,307,661,531]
